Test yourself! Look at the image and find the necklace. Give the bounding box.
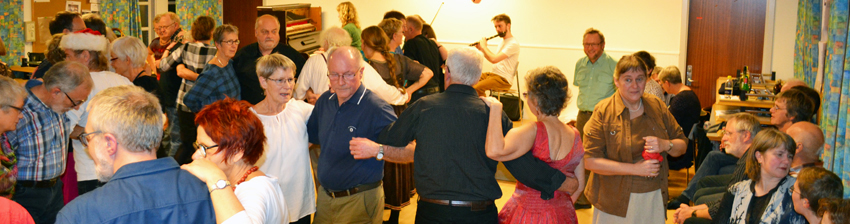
[627,99,643,112]
[216,56,224,66]
[234,166,259,189]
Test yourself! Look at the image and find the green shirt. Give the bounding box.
[573,52,617,111]
[342,23,362,51]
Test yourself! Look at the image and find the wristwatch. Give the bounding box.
[209,179,231,193]
[376,144,384,161]
[668,141,675,152]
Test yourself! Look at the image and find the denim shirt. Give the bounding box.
[56,158,215,224]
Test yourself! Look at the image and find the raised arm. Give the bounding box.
[404,67,433,94]
[482,97,535,161]
[474,37,508,64]
[181,159,245,224]
[361,62,407,105]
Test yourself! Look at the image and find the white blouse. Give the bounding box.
[251,99,316,222]
[223,175,289,224]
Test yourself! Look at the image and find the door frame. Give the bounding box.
[679,0,777,88]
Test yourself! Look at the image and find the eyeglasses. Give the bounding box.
[3,104,23,112]
[583,42,602,47]
[328,72,358,80]
[62,91,83,107]
[266,77,295,85]
[193,142,219,158]
[110,57,119,61]
[772,104,786,111]
[154,22,176,31]
[220,40,241,46]
[79,131,103,147]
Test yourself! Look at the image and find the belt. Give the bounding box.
[324,181,382,198]
[579,110,593,114]
[419,198,495,211]
[415,87,440,95]
[18,177,59,188]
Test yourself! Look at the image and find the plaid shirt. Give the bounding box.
[159,42,217,112]
[183,61,241,112]
[8,89,70,181]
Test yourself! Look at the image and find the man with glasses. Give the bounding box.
[306,46,397,224]
[61,28,134,196]
[7,61,92,224]
[472,14,519,96]
[667,113,760,210]
[572,27,617,209]
[55,85,215,224]
[233,14,307,105]
[770,88,816,132]
[149,12,187,168]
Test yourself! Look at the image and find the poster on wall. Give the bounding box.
[66,1,82,13]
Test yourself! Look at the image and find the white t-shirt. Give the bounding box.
[491,37,520,81]
[223,175,289,224]
[294,51,407,105]
[251,99,316,221]
[66,71,133,181]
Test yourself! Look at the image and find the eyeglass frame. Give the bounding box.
[327,69,361,81]
[582,42,603,47]
[193,142,220,158]
[2,104,23,112]
[154,22,177,31]
[79,131,104,147]
[62,90,83,108]
[219,39,241,46]
[265,77,295,85]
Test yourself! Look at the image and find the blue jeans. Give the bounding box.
[681,151,738,200]
[13,180,64,224]
[163,106,181,157]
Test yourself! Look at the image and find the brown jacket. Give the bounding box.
[583,91,686,217]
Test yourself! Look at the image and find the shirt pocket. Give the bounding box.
[603,123,623,158]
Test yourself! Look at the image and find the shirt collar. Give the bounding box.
[586,52,609,66]
[612,91,657,118]
[25,86,53,113]
[111,158,180,181]
[329,84,367,106]
[445,84,477,96]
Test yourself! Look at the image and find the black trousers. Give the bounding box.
[174,109,197,165]
[12,180,64,224]
[77,179,105,196]
[415,200,498,224]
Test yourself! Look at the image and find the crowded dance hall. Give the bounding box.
[1,0,849,223]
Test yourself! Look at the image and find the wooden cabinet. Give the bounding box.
[707,77,776,141]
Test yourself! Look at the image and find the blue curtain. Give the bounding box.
[0,0,25,66]
[99,0,143,39]
[821,0,850,198]
[794,0,822,87]
[176,0,222,35]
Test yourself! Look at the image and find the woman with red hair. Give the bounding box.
[181,98,289,223]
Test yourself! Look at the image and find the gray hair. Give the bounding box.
[111,36,148,68]
[43,61,92,92]
[658,65,683,84]
[0,76,26,112]
[320,27,352,50]
[255,14,281,30]
[327,46,363,68]
[256,53,297,79]
[446,47,483,86]
[213,24,239,45]
[727,112,761,138]
[87,85,163,153]
[153,12,180,25]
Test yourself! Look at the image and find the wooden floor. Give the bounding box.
[384,153,696,224]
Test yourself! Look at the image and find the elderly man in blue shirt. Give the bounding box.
[55,85,215,224]
[9,61,92,224]
[307,46,398,224]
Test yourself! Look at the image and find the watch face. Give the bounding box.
[377,154,384,160]
[216,180,227,188]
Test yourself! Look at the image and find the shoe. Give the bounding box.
[667,195,690,210]
[574,203,592,210]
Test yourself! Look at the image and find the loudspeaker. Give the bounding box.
[497,93,523,121]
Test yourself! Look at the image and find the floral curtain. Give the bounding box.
[0,0,25,66]
[821,0,850,198]
[794,0,822,87]
[99,0,142,39]
[176,0,223,35]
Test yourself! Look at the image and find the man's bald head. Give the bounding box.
[786,121,825,160]
[782,79,807,92]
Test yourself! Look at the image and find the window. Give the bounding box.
[139,0,151,44]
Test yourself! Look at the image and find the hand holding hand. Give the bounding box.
[634,159,661,177]
[643,136,667,154]
[674,204,694,224]
[349,137,380,160]
[181,158,227,184]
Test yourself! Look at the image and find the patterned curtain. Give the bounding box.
[821,0,850,198]
[0,0,25,66]
[99,0,143,39]
[176,0,223,36]
[794,0,822,87]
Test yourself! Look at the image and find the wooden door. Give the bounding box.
[223,0,263,50]
[687,0,766,108]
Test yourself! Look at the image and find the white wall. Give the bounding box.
[771,0,798,81]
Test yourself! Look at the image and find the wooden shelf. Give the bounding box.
[716,116,771,125]
[716,97,774,109]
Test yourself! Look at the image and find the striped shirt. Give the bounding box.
[159,42,217,112]
[8,88,70,181]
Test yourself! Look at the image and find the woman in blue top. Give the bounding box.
[179,24,241,165]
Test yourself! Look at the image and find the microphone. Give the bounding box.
[469,34,500,46]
